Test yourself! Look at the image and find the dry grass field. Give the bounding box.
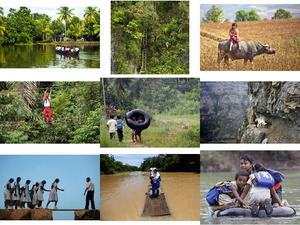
[200,18,300,71]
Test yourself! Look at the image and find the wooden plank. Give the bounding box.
[142,193,171,217]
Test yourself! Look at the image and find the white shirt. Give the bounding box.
[153,172,160,183]
[44,97,51,107]
[107,119,117,133]
[86,181,94,191]
[5,181,11,191]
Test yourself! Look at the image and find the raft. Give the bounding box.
[217,206,296,218]
[142,184,171,217]
[55,50,79,57]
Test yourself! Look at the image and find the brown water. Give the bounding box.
[100,171,200,221]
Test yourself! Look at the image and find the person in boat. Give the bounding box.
[75,47,79,52]
[43,88,52,125]
[239,155,290,208]
[245,163,283,217]
[151,168,161,198]
[206,170,250,218]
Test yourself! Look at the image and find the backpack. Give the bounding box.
[206,181,238,205]
[117,120,124,131]
[266,168,284,184]
[252,171,275,189]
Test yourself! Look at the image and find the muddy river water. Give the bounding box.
[100,171,200,221]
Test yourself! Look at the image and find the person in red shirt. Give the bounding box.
[43,88,52,125]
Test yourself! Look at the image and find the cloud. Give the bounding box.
[249,5,269,12]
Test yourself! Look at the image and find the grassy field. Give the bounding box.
[100,114,200,148]
[200,18,300,71]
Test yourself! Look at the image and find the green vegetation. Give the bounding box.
[100,154,139,174]
[140,154,200,172]
[0,6,100,45]
[201,5,224,23]
[100,78,200,147]
[235,9,261,21]
[272,9,292,20]
[111,1,189,74]
[0,82,100,143]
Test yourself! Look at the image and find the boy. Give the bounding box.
[239,154,289,208]
[116,115,125,142]
[107,115,117,141]
[43,88,52,125]
[206,170,250,218]
[135,116,144,144]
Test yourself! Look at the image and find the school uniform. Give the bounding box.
[21,183,31,203]
[32,185,38,205]
[12,182,20,201]
[43,96,52,123]
[85,181,95,209]
[48,182,58,202]
[4,181,11,200]
[37,183,44,201]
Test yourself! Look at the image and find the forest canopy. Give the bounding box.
[111,1,189,74]
[0,81,100,143]
[0,6,100,45]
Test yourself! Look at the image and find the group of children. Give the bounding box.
[4,178,64,210]
[106,115,143,144]
[55,46,79,53]
[206,155,289,218]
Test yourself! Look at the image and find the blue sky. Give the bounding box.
[201,4,300,21]
[0,155,100,220]
[2,7,99,20]
[113,154,159,167]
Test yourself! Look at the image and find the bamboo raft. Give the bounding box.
[141,183,171,217]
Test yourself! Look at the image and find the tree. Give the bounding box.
[202,5,224,23]
[67,23,81,41]
[57,7,75,40]
[235,9,261,21]
[50,19,64,41]
[84,7,97,29]
[272,9,292,20]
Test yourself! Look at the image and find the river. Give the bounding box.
[100,171,200,221]
[200,171,300,224]
[0,44,100,68]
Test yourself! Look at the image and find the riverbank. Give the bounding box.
[200,151,300,172]
[3,41,100,46]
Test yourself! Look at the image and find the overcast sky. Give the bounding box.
[201,4,300,21]
[2,6,99,20]
[113,154,159,167]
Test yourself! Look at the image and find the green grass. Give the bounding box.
[100,113,200,148]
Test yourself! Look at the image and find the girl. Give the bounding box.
[11,177,21,209]
[31,182,39,209]
[4,178,14,209]
[229,22,241,52]
[45,179,64,209]
[21,180,31,209]
[36,180,49,209]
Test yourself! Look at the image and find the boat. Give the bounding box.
[217,206,296,218]
[55,47,80,56]
[141,182,171,217]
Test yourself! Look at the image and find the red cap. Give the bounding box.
[44,95,49,99]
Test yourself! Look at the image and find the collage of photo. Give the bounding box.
[0,1,300,225]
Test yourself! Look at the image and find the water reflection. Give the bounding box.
[0,44,100,68]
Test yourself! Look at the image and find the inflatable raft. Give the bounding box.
[217,206,296,218]
[125,109,151,130]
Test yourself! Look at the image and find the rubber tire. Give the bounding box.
[125,109,151,131]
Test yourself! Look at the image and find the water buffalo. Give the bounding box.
[218,40,277,67]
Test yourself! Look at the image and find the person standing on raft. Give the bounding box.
[84,177,95,210]
[151,168,161,198]
[43,88,52,125]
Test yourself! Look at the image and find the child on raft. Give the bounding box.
[229,22,241,52]
[239,155,290,208]
[206,170,250,218]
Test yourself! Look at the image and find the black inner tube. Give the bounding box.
[125,109,151,131]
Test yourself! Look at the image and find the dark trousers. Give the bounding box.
[85,191,95,209]
[117,130,123,142]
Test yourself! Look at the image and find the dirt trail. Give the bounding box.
[125,139,146,148]
[200,31,225,42]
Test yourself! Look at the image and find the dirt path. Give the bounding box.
[125,139,146,148]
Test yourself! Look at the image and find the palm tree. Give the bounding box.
[0,25,5,36]
[0,7,4,16]
[93,23,100,37]
[50,19,64,41]
[84,7,97,30]
[67,23,81,41]
[57,7,75,40]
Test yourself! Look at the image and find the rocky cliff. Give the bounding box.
[200,82,249,143]
[74,210,100,220]
[0,209,52,220]
[237,82,300,143]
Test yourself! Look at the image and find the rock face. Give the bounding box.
[200,82,249,143]
[0,209,52,220]
[238,82,300,143]
[74,210,100,220]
